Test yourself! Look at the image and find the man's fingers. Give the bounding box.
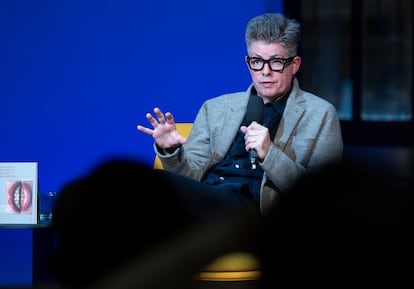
[165,112,175,124]
[136,125,154,136]
[146,113,159,127]
[153,107,166,124]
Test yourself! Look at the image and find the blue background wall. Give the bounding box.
[0,0,282,286]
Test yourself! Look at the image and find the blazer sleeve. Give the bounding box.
[261,93,343,194]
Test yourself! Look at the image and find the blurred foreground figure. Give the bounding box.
[49,159,201,288]
[48,159,260,289]
[258,160,414,289]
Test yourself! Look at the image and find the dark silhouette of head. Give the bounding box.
[258,160,414,289]
[49,159,199,288]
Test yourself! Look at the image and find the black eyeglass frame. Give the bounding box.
[246,56,295,72]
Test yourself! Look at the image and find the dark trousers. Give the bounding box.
[153,169,261,220]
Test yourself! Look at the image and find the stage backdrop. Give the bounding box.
[0,0,282,286]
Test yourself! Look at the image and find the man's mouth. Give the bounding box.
[261,82,274,88]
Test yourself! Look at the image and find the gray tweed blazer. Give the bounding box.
[158,78,343,214]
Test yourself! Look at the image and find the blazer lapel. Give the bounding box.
[213,94,250,158]
[278,81,305,145]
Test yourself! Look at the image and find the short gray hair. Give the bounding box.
[245,13,301,57]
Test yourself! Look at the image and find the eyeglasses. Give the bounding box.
[246,56,295,72]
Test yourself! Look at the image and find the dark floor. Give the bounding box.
[192,280,261,289]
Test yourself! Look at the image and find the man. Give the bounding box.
[137,13,343,216]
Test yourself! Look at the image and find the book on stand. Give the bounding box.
[0,162,38,225]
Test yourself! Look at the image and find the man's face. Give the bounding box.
[246,41,301,103]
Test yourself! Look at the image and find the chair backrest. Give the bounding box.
[153,123,193,169]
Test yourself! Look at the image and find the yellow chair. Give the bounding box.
[153,123,262,283]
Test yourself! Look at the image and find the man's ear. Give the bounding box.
[292,55,301,75]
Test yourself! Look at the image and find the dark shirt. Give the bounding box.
[201,95,287,202]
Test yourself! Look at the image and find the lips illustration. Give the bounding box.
[7,180,33,213]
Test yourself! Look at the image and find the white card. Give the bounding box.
[0,162,38,225]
